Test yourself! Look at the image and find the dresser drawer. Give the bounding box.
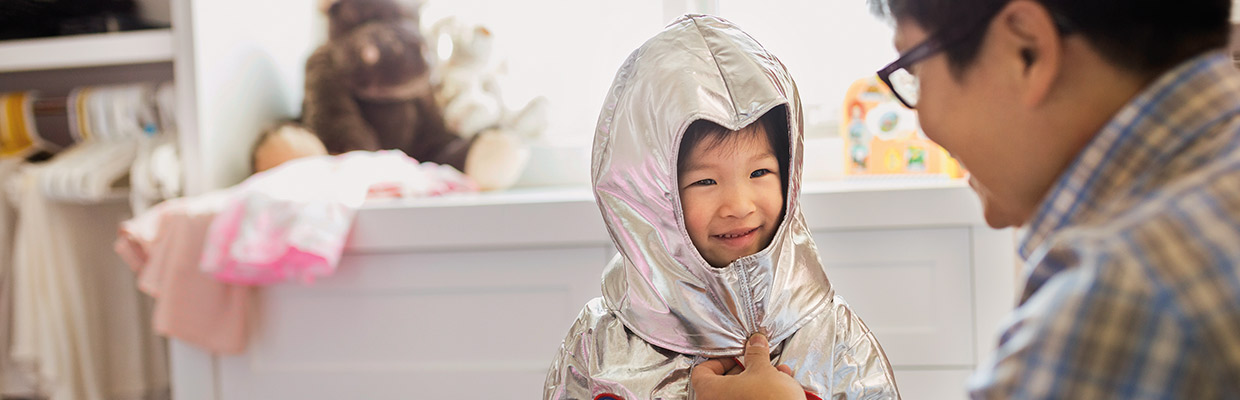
[217,246,609,400]
[893,368,974,400]
[813,227,974,367]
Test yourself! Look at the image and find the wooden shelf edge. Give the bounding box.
[0,29,174,73]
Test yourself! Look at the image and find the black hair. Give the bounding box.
[868,0,1231,78]
[677,105,792,199]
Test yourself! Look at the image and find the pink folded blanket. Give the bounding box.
[200,150,476,286]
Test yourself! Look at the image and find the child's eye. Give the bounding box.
[751,169,773,178]
[692,178,717,186]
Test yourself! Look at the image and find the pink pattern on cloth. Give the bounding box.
[200,150,476,286]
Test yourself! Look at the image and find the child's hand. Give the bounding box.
[690,333,803,399]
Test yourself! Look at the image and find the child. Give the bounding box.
[544,15,899,399]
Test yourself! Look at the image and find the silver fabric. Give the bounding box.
[546,14,899,399]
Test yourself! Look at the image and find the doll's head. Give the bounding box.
[251,122,329,173]
[676,107,790,268]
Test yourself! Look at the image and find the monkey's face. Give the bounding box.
[338,22,432,102]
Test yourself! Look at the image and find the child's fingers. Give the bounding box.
[690,357,739,393]
[776,364,794,377]
[694,357,737,377]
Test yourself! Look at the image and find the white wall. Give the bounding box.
[712,1,896,138]
[418,1,895,146]
[420,0,667,147]
[178,0,319,193]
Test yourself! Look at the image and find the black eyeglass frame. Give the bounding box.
[876,9,1076,109]
[876,36,950,109]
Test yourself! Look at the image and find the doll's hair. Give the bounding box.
[677,105,791,198]
[250,120,309,173]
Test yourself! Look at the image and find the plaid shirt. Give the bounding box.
[968,51,1240,399]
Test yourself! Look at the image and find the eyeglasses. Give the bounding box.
[876,35,949,109]
[877,10,1075,109]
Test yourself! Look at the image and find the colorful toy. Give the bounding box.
[839,76,963,178]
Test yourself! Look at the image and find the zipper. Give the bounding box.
[735,258,758,333]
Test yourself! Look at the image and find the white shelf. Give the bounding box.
[0,29,174,73]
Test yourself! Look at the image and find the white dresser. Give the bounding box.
[170,178,1017,400]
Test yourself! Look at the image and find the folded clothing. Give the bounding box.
[200,150,476,286]
[115,190,252,355]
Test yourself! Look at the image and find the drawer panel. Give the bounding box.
[893,368,974,400]
[218,246,609,400]
[813,228,974,367]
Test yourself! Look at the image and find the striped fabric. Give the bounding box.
[969,51,1240,399]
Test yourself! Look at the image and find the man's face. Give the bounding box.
[678,127,785,268]
[892,19,1029,228]
[969,175,1026,229]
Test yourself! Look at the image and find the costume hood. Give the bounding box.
[592,14,834,357]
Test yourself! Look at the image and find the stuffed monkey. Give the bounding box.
[303,0,473,171]
[304,0,535,189]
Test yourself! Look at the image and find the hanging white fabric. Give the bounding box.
[0,158,36,398]
[41,83,161,204]
[5,82,175,400]
[129,82,181,214]
[9,165,170,400]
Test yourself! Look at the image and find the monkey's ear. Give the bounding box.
[319,0,340,14]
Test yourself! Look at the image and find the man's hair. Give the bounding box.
[868,0,1231,78]
[677,105,792,198]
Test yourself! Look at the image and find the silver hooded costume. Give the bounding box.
[544,15,900,400]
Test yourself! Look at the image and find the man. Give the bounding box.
[692,0,1240,398]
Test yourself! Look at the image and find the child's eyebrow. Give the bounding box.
[751,152,777,162]
[679,153,777,176]
[679,160,715,174]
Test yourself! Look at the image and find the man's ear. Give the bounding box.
[993,0,1062,108]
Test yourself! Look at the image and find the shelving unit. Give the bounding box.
[0,9,179,400]
[0,2,318,400]
[0,25,176,400]
[0,29,173,73]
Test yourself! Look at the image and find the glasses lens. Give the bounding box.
[889,68,919,108]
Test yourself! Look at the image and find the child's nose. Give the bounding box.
[719,186,757,218]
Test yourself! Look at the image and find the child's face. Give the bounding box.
[678,125,784,268]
